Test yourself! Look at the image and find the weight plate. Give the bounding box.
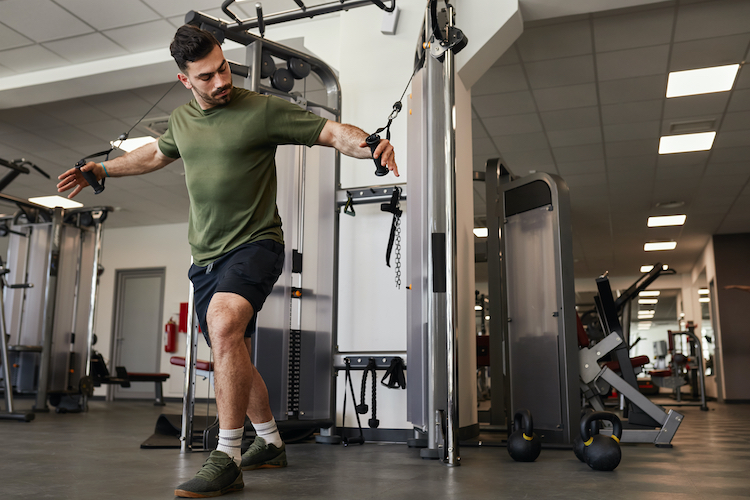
[260,51,276,79]
[287,58,311,79]
[271,68,295,92]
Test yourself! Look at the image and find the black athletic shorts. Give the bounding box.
[188,239,285,346]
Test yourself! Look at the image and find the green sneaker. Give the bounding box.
[240,436,287,471]
[174,450,244,498]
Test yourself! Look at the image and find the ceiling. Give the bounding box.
[0,0,748,283]
[472,0,750,281]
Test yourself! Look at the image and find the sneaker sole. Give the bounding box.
[174,475,244,498]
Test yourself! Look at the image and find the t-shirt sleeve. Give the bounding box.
[157,116,181,159]
[264,96,328,147]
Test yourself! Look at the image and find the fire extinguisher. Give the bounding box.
[164,318,177,353]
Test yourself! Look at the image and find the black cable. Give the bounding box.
[114,80,181,148]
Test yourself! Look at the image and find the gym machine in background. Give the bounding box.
[0,192,110,414]
[482,157,579,445]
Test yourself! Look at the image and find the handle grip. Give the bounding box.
[75,161,105,194]
[366,134,389,176]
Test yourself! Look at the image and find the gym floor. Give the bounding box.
[1,399,748,499]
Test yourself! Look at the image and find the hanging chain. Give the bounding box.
[394,216,402,289]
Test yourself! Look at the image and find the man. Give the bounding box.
[57,25,397,498]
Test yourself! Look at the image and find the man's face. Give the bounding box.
[178,44,233,110]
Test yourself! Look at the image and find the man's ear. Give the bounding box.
[178,72,192,89]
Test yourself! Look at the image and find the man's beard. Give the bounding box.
[196,85,232,107]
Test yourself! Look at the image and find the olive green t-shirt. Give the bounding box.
[158,87,328,266]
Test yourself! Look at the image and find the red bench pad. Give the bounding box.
[604,355,650,372]
[170,356,214,372]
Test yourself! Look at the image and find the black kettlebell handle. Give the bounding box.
[581,411,622,443]
[366,134,389,176]
[513,409,534,439]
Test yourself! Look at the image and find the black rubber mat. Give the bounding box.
[140,413,217,449]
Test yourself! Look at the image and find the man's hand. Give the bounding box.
[360,137,399,177]
[317,121,399,177]
[57,161,104,199]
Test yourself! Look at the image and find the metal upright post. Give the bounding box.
[246,41,262,92]
[84,212,106,408]
[34,207,63,412]
[442,2,459,467]
[181,279,199,453]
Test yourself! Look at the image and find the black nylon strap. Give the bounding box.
[381,187,402,267]
[381,357,406,389]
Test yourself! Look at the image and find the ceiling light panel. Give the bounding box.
[473,228,488,238]
[648,215,686,227]
[666,64,740,98]
[639,291,661,297]
[644,241,677,251]
[638,298,659,304]
[640,265,654,273]
[659,132,716,154]
[112,136,156,152]
[29,196,83,209]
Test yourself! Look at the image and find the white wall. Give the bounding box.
[93,222,215,399]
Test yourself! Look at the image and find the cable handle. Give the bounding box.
[366,134,389,176]
[74,149,111,195]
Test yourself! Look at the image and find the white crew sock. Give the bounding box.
[216,427,244,466]
[253,418,283,448]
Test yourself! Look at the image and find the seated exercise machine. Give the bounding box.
[89,350,170,407]
[649,323,708,411]
[579,275,683,446]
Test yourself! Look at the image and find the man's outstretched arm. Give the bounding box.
[57,141,176,198]
[316,121,399,177]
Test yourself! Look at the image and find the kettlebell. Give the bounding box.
[507,409,541,462]
[581,411,622,471]
[573,412,601,463]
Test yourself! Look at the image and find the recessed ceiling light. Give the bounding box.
[640,265,654,273]
[648,215,686,227]
[112,136,156,152]
[699,297,710,303]
[638,298,659,304]
[698,289,709,295]
[666,64,740,98]
[659,132,716,154]
[639,291,661,297]
[655,201,685,209]
[474,305,482,311]
[644,241,677,251]
[473,228,488,238]
[638,323,652,330]
[29,196,83,209]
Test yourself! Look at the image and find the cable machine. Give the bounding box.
[0,190,109,414]
[406,1,467,465]
[179,4,360,451]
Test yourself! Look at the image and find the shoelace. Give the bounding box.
[195,456,232,479]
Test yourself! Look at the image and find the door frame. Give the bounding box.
[108,267,166,401]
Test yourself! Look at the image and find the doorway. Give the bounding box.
[109,268,165,400]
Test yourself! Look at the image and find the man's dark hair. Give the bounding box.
[170,25,220,72]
